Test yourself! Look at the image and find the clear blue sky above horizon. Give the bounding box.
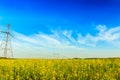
[0,0,120,58]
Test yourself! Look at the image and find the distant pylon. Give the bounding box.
[0,24,13,58]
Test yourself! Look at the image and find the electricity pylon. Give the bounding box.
[0,24,13,58]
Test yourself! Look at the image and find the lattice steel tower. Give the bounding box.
[0,24,13,58]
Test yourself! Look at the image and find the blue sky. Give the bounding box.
[0,0,120,58]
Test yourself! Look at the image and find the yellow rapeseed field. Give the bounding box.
[0,58,120,80]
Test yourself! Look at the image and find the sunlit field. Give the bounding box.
[0,58,120,80]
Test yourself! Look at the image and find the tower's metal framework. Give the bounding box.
[0,24,13,58]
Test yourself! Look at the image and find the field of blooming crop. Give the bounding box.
[0,58,120,80]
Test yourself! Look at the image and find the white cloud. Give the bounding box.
[0,24,120,58]
[13,31,83,50]
[9,31,84,58]
[13,32,37,44]
[77,25,120,47]
[78,33,97,47]
[12,25,120,57]
[96,25,107,32]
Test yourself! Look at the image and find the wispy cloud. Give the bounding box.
[77,25,120,47]
[13,31,84,50]
[0,25,120,58]
[11,31,84,58]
